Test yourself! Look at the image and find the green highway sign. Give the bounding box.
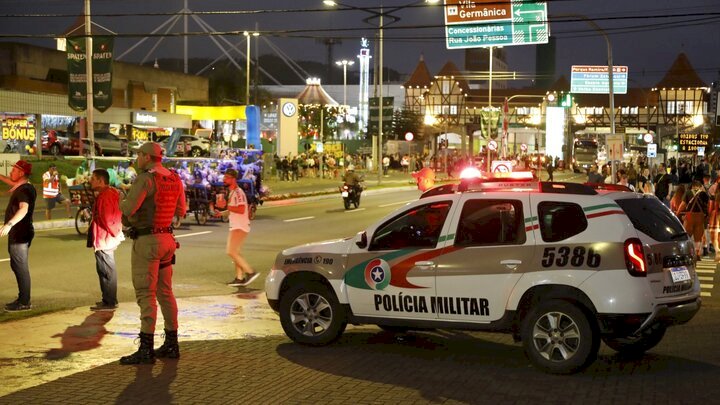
[444,0,549,49]
[368,96,394,135]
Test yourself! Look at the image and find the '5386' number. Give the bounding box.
[541,246,601,268]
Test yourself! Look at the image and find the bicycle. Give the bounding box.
[69,183,95,235]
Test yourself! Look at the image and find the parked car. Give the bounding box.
[157,134,211,157]
[41,130,100,156]
[93,131,129,156]
[41,130,70,156]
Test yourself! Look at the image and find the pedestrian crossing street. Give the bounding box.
[696,258,716,297]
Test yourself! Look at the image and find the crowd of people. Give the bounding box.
[587,155,720,261]
[0,142,265,366]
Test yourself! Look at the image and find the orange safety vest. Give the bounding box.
[42,172,60,198]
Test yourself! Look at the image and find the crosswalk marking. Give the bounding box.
[695,260,716,297]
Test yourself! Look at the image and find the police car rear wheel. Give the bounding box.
[522,300,598,374]
[279,282,346,346]
[602,323,666,355]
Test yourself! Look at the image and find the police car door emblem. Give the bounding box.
[364,259,391,290]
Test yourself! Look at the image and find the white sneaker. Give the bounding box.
[239,272,260,286]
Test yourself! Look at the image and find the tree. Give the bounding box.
[298,104,343,143]
[391,108,423,141]
[207,63,244,105]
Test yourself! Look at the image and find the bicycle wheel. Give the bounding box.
[195,206,209,225]
[75,206,92,235]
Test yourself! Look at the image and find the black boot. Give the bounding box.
[120,332,156,365]
[155,329,180,359]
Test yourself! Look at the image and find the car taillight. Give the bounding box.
[624,238,646,277]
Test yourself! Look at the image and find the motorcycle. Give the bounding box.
[340,182,362,210]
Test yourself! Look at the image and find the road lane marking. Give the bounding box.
[699,276,714,281]
[176,231,213,238]
[701,291,712,297]
[700,283,714,289]
[345,208,366,213]
[379,200,415,208]
[284,216,315,222]
[696,269,715,274]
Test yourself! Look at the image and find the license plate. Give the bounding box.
[670,266,691,283]
[341,191,349,197]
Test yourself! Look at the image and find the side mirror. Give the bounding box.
[355,231,368,249]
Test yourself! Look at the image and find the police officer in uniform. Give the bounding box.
[119,142,186,365]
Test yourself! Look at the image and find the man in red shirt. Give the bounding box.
[88,169,124,311]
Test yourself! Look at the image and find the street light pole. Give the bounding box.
[378,8,384,184]
[243,31,259,105]
[323,0,440,184]
[335,59,355,106]
[564,15,616,182]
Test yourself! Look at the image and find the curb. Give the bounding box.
[262,184,418,207]
[34,218,75,231]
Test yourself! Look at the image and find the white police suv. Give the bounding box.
[265,172,701,374]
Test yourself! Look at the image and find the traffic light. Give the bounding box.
[560,93,573,108]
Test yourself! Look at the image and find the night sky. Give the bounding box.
[2,0,720,87]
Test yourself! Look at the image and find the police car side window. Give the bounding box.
[538,202,588,242]
[455,199,525,246]
[369,201,452,251]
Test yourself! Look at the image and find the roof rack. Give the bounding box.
[540,182,598,195]
[584,183,633,192]
[419,177,600,199]
[420,183,457,199]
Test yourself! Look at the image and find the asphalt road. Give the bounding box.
[2,171,720,403]
[0,187,423,319]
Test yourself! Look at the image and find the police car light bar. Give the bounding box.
[459,171,538,192]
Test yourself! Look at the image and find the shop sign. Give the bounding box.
[677,132,710,153]
[262,111,278,131]
[132,111,159,125]
[66,36,114,112]
[1,114,36,141]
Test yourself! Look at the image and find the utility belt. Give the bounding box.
[125,226,174,240]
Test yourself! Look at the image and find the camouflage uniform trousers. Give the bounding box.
[131,233,179,334]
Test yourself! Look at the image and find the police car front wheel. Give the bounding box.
[521,300,599,374]
[279,282,347,346]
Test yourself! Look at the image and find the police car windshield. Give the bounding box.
[615,197,687,242]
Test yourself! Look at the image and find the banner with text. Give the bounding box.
[66,36,114,112]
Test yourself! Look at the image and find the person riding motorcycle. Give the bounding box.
[342,165,362,193]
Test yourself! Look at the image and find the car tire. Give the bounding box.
[601,323,666,355]
[50,144,61,156]
[279,281,346,346]
[521,299,599,374]
[191,147,202,157]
